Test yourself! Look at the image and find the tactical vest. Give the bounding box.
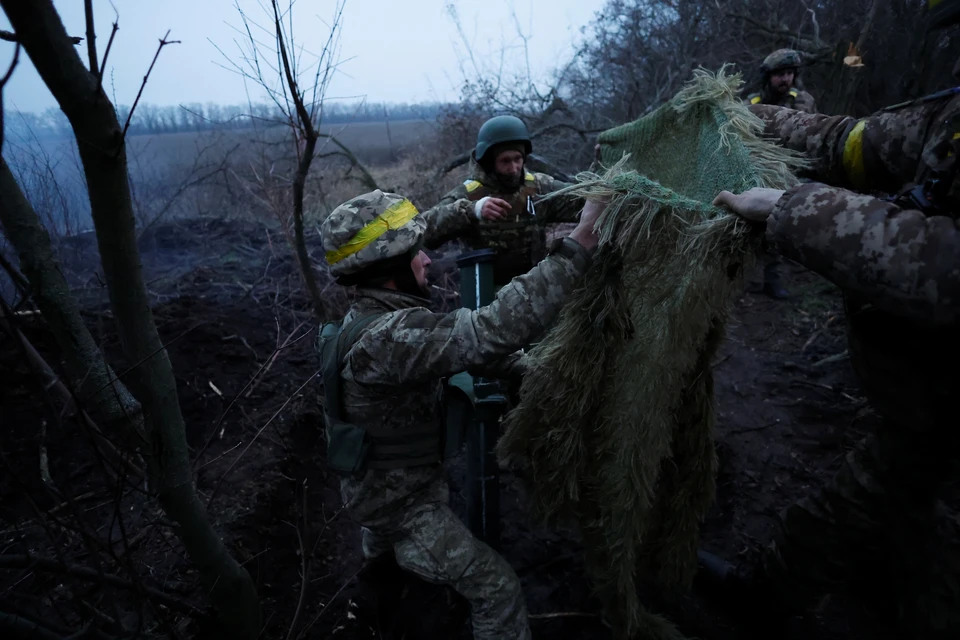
[747,88,800,106]
[462,172,544,285]
[319,312,442,476]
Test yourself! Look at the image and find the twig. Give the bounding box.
[91,321,203,398]
[801,329,822,354]
[296,568,362,639]
[245,321,309,398]
[0,30,82,45]
[729,420,780,436]
[192,325,312,469]
[206,370,320,508]
[812,350,849,368]
[121,30,181,141]
[97,20,120,88]
[528,612,598,620]
[0,554,203,617]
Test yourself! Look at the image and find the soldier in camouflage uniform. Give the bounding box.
[701,3,960,636]
[318,189,605,639]
[421,115,583,286]
[746,48,818,114]
[745,48,818,299]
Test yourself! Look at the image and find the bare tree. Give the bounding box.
[435,4,603,178]
[0,2,260,637]
[217,0,366,322]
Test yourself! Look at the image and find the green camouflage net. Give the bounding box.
[497,67,806,640]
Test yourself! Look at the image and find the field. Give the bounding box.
[2,119,438,237]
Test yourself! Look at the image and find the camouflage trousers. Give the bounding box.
[355,489,531,640]
[762,416,960,636]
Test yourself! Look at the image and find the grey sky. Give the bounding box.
[1,0,604,114]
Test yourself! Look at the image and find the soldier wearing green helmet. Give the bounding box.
[317,188,607,640]
[420,115,584,286]
[744,49,818,300]
[746,48,817,114]
[699,2,960,637]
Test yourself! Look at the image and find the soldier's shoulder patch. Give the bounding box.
[789,88,799,98]
[747,93,762,105]
[524,172,536,183]
[463,179,482,193]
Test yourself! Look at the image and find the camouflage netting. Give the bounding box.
[496,67,806,639]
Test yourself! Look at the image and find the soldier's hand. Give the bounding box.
[712,188,785,223]
[475,197,511,221]
[569,197,608,252]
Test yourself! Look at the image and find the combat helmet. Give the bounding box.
[321,189,425,280]
[475,115,532,163]
[760,49,803,75]
[929,0,960,29]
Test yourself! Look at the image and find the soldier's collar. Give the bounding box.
[469,160,525,194]
[355,287,431,311]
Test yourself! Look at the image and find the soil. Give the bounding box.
[0,217,911,639]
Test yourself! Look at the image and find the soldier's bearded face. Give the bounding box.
[769,69,796,94]
[410,250,431,295]
[494,150,525,189]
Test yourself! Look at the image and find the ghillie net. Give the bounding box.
[497,67,806,639]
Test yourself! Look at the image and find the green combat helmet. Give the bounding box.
[929,0,960,28]
[760,48,803,75]
[475,115,532,163]
[321,189,425,278]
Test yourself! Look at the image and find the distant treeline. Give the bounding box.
[4,100,449,140]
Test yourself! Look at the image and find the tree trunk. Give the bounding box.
[0,158,146,446]
[0,2,260,637]
[292,135,326,321]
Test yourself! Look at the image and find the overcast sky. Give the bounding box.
[1,0,604,114]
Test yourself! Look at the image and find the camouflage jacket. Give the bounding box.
[337,237,592,526]
[750,100,960,324]
[421,161,583,284]
[750,101,959,429]
[746,87,817,114]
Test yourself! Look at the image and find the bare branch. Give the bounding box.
[121,30,181,141]
[0,554,203,617]
[97,19,119,87]
[83,0,98,76]
[0,29,82,45]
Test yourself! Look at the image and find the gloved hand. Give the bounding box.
[474,196,511,221]
[712,188,785,223]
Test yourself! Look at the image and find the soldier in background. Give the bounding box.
[746,48,817,114]
[318,189,605,639]
[746,48,818,299]
[420,115,583,287]
[702,3,960,636]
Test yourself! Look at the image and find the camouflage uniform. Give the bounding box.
[320,190,593,640]
[746,48,818,115]
[746,100,960,634]
[745,85,817,114]
[745,49,818,296]
[421,161,583,285]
